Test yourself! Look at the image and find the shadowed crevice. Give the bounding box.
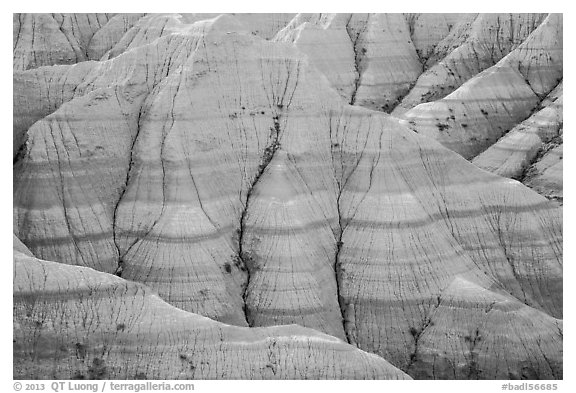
[237,110,283,326]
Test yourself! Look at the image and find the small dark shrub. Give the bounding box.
[436,123,449,131]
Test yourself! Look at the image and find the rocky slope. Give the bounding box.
[472,82,562,202]
[401,13,562,159]
[407,277,562,379]
[13,13,562,380]
[274,13,423,111]
[523,144,562,202]
[393,13,548,115]
[14,13,118,71]
[399,13,562,199]
[14,242,409,379]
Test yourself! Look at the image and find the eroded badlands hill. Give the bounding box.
[13,13,562,380]
[400,13,562,200]
[14,242,409,379]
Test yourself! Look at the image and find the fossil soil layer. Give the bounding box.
[13,13,562,380]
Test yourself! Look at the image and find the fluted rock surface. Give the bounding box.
[13,243,410,380]
[87,13,147,60]
[274,13,423,111]
[394,14,547,115]
[407,277,562,379]
[14,13,117,71]
[330,114,562,372]
[472,82,562,184]
[101,13,295,61]
[404,14,473,64]
[523,144,563,202]
[14,13,562,380]
[402,13,562,159]
[242,150,346,339]
[274,14,358,100]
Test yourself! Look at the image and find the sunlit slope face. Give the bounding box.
[14,13,562,202]
[13,13,562,380]
[13,243,411,380]
[400,14,562,200]
[472,82,563,201]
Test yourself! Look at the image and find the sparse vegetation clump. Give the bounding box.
[436,122,449,131]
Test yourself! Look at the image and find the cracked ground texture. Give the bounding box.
[14,13,562,379]
[14,238,409,379]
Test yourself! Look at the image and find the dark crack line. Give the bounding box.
[117,73,182,264]
[404,14,428,67]
[405,295,442,374]
[330,115,378,345]
[470,76,563,161]
[237,110,283,326]
[51,13,84,63]
[111,102,145,277]
[14,14,23,52]
[327,111,353,340]
[516,133,562,185]
[346,15,367,106]
[334,195,354,345]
